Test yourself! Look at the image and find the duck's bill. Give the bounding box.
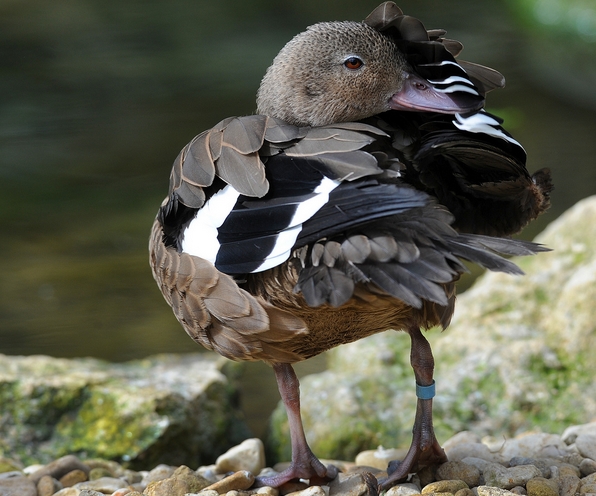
[389,72,484,114]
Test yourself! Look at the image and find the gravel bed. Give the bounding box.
[1,423,595,496]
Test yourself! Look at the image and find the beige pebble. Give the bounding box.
[37,474,62,496]
[252,485,279,496]
[145,465,211,496]
[216,439,266,475]
[476,486,517,496]
[60,469,88,487]
[28,455,90,485]
[455,489,475,496]
[385,482,422,496]
[53,488,81,496]
[285,485,326,496]
[525,477,558,496]
[422,480,469,494]
[559,464,581,478]
[203,470,255,493]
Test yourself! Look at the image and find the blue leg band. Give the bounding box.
[416,380,436,400]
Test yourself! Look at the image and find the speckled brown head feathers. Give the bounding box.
[256,21,406,127]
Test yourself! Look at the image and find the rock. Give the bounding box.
[576,434,596,461]
[53,488,80,496]
[509,488,526,495]
[476,487,517,496]
[562,422,596,445]
[74,476,128,493]
[422,480,469,494]
[215,438,266,475]
[266,198,596,459]
[525,477,558,496]
[141,464,176,486]
[436,462,481,487]
[79,491,104,496]
[37,474,62,496]
[354,448,408,470]
[508,458,551,479]
[203,470,255,493]
[88,467,113,480]
[59,469,88,487]
[385,483,421,496]
[286,487,327,496]
[328,472,376,496]
[0,353,249,468]
[28,455,90,484]
[580,458,596,476]
[558,475,581,496]
[144,465,211,496]
[0,474,37,496]
[443,433,482,451]
[483,464,542,490]
[492,434,568,461]
[447,444,503,464]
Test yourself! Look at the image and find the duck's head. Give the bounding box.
[256,19,484,127]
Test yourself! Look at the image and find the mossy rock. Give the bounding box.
[0,353,249,468]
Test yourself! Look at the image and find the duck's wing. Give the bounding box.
[382,110,553,236]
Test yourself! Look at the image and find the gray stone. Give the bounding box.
[580,458,596,476]
[0,474,37,496]
[483,464,542,490]
[558,475,581,496]
[436,462,481,487]
[576,434,596,461]
[267,197,596,460]
[73,476,128,493]
[508,458,551,479]
[0,353,249,468]
[562,422,596,445]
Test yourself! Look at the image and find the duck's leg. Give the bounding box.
[254,363,338,487]
[378,326,447,491]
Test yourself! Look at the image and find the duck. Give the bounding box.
[149,2,553,491]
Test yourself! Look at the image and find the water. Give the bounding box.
[1,0,595,438]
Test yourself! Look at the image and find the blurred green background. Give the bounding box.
[1,0,595,434]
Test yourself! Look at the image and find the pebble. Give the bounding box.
[581,458,596,476]
[60,469,88,487]
[436,461,481,487]
[286,486,327,496]
[53,488,80,496]
[576,434,596,461]
[144,465,211,496]
[422,480,469,494]
[508,458,551,479]
[385,482,421,496]
[482,464,542,490]
[509,487,526,495]
[216,438,266,475]
[28,455,91,484]
[328,472,374,496]
[141,464,177,486]
[476,486,517,496]
[558,475,581,496]
[525,477,558,496]
[561,422,596,445]
[0,474,38,496]
[203,470,255,493]
[79,490,104,496]
[355,447,408,470]
[445,443,503,464]
[37,474,63,496]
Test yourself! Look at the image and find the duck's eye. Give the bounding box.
[344,57,363,70]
